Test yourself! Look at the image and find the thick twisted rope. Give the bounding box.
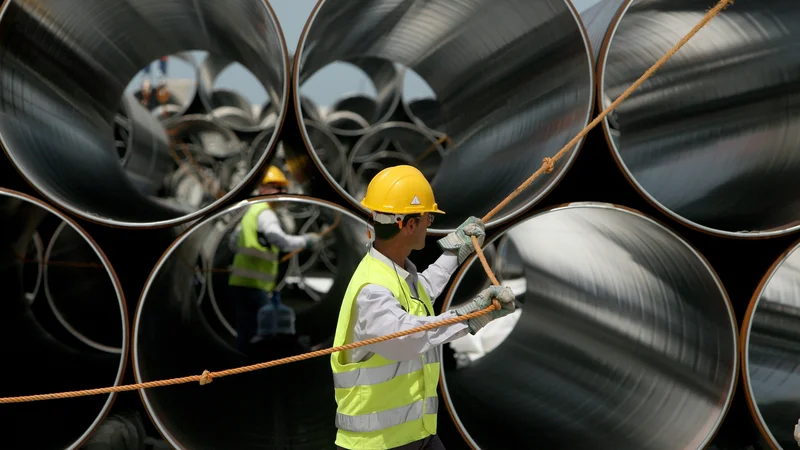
[0,0,732,404]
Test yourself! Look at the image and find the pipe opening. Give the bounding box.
[197,52,275,134]
[0,189,126,449]
[301,59,401,136]
[0,0,288,228]
[441,202,737,449]
[295,0,594,233]
[131,53,200,123]
[599,0,800,237]
[742,242,800,448]
[134,196,370,449]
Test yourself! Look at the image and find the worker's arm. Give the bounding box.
[417,252,459,304]
[437,216,486,265]
[257,209,309,252]
[228,224,242,252]
[353,284,470,361]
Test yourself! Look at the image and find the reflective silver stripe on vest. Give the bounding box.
[336,397,438,433]
[333,348,442,389]
[229,267,277,281]
[237,247,278,261]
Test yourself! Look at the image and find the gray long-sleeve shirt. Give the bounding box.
[228,207,308,252]
[344,246,470,363]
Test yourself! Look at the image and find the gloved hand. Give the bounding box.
[304,233,323,250]
[437,216,486,265]
[794,419,800,446]
[454,285,515,335]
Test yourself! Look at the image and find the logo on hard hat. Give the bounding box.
[411,196,421,205]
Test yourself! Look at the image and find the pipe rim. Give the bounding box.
[596,0,799,240]
[739,238,800,449]
[43,221,123,354]
[293,0,597,236]
[0,187,128,450]
[439,201,738,450]
[24,231,44,305]
[0,0,291,230]
[132,193,371,449]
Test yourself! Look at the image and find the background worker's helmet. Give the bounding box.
[361,165,445,217]
[262,165,290,186]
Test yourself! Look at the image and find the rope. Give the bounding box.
[0,300,500,403]
[0,0,732,404]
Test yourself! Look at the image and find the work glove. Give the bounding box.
[454,285,515,335]
[304,233,323,250]
[437,216,486,265]
[794,419,800,447]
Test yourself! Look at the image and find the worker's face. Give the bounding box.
[259,183,286,196]
[404,214,432,250]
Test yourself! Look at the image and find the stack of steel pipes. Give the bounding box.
[0,0,799,449]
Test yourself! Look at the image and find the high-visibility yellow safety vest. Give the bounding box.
[228,203,279,292]
[331,252,440,449]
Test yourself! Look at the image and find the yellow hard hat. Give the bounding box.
[361,165,445,215]
[262,165,289,186]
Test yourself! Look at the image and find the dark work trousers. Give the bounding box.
[230,285,268,351]
[337,434,446,450]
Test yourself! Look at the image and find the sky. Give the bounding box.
[126,0,602,108]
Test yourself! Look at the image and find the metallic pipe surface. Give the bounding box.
[441,202,737,450]
[295,0,595,234]
[0,0,288,228]
[402,97,446,136]
[599,0,800,237]
[577,0,626,63]
[44,222,123,354]
[741,241,800,448]
[0,188,126,450]
[117,93,174,196]
[133,195,370,449]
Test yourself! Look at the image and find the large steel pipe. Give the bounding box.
[295,0,595,234]
[0,0,288,228]
[440,203,737,449]
[741,240,800,448]
[577,0,627,64]
[133,196,370,449]
[0,189,127,449]
[599,0,800,238]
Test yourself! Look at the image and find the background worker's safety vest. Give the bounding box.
[228,203,279,292]
[331,253,440,450]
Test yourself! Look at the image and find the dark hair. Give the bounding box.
[371,214,421,241]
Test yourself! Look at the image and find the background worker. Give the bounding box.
[330,165,516,450]
[228,165,322,352]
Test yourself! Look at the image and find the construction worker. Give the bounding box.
[330,165,516,450]
[228,166,322,352]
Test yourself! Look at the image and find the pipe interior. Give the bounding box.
[0,190,125,450]
[441,203,737,450]
[134,196,370,449]
[742,243,800,448]
[600,0,800,237]
[44,222,123,354]
[295,0,594,233]
[0,0,287,228]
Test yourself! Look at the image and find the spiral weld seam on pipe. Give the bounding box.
[0,188,128,450]
[293,0,596,235]
[597,0,800,239]
[132,195,372,450]
[439,202,739,450]
[0,0,290,229]
[740,238,800,450]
